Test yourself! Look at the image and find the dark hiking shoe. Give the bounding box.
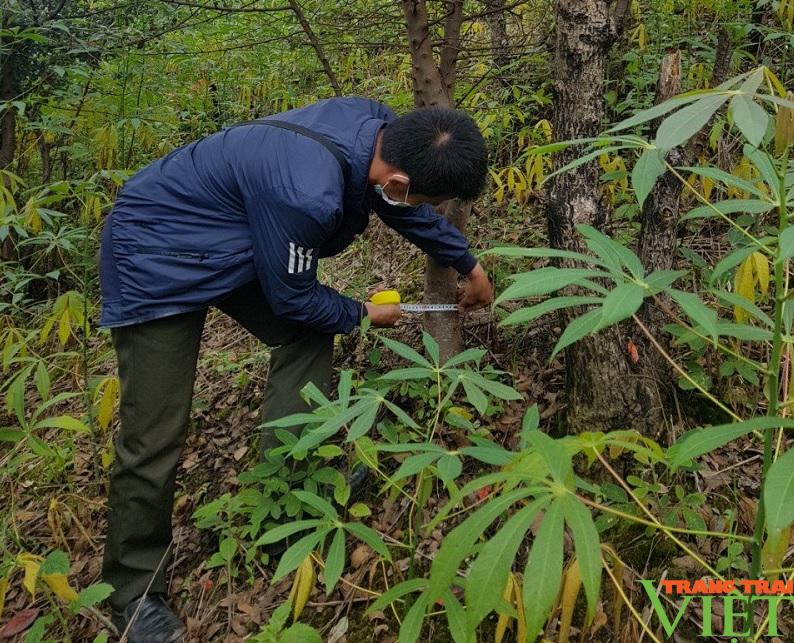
[111,594,185,643]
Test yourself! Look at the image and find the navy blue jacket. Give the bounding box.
[100,97,476,334]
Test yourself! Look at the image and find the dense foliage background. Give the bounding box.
[2,0,794,641]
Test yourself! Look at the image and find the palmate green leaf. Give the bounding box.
[292,490,338,520]
[713,292,773,327]
[273,530,327,581]
[366,579,427,613]
[710,241,773,284]
[460,372,521,401]
[484,245,608,268]
[324,528,345,595]
[743,145,779,199]
[499,296,603,327]
[524,430,571,485]
[764,447,794,541]
[290,402,369,454]
[380,336,433,368]
[596,283,646,330]
[343,522,391,560]
[523,500,565,642]
[392,452,440,481]
[551,307,602,359]
[778,227,794,262]
[460,377,488,415]
[70,583,113,614]
[730,95,769,147]
[669,289,718,341]
[495,267,609,304]
[607,91,715,133]
[436,454,463,484]
[428,488,534,602]
[578,224,643,277]
[398,591,431,643]
[443,348,486,368]
[632,147,666,209]
[345,398,380,441]
[644,269,686,293]
[680,166,768,200]
[561,494,602,623]
[655,93,730,153]
[681,198,775,222]
[464,499,547,633]
[442,590,468,643]
[256,520,324,546]
[669,417,794,468]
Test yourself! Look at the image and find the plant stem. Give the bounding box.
[749,164,789,579]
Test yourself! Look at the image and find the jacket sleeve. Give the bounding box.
[374,201,478,275]
[244,187,365,334]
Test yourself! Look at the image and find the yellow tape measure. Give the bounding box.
[369,290,458,312]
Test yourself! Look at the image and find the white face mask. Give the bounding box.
[375,176,412,208]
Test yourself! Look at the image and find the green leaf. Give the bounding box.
[607,92,713,132]
[524,431,571,484]
[499,296,602,327]
[343,522,391,560]
[290,403,368,454]
[422,332,440,364]
[561,495,602,623]
[461,378,488,415]
[644,269,686,293]
[33,415,89,433]
[70,582,114,613]
[282,624,322,643]
[273,531,326,581]
[428,489,533,601]
[669,417,794,468]
[496,267,608,304]
[578,225,644,277]
[551,307,602,359]
[730,95,769,147]
[523,500,565,642]
[713,292,773,327]
[442,590,468,643]
[398,591,430,643]
[779,227,794,262]
[460,445,514,466]
[655,93,730,153]
[40,550,70,575]
[381,336,432,368]
[392,452,440,481]
[462,372,521,401]
[596,283,646,330]
[324,528,346,595]
[543,146,627,184]
[367,579,427,613]
[256,520,323,546]
[378,367,435,381]
[711,242,771,284]
[744,145,779,199]
[522,404,540,435]
[436,454,463,484]
[681,166,768,199]
[219,536,236,561]
[292,490,338,520]
[34,361,50,401]
[681,198,775,222]
[485,246,608,268]
[465,500,546,632]
[348,502,371,518]
[632,147,666,208]
[443,348,487,368]
[764,447,794,540]
[346,399,380,441]
[668,289,718,341]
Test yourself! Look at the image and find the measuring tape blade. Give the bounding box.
[400,303,458,313]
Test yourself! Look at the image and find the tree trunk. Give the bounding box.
[483,0,510,76]
[548,0,663,434]
[0,47,16,170]
[401,0,469,361]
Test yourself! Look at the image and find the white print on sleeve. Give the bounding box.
[288,242,315,274]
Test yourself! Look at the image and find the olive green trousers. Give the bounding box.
[101,280,333,610]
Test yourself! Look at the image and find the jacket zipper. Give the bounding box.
[135,246,209,261]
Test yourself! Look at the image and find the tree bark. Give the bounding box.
[0,46,16,169]
[483,0,510,75]
[401,0,469,361]
[548,0,663,434]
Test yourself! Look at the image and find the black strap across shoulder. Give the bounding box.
[227,119,350,184]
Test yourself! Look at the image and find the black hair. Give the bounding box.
[380,106,488,201]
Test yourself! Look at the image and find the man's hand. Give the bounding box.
[364,302,401,327]
[458,262,493,312]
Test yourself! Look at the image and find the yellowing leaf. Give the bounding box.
[734,256,756,322]
[96,377,119,430]
[288,554,315,621]
[42,574,78,603]
[17,553,43,599]
[512,573,527,642]
[559,559,583,643]
[58,309,71,346]
[0,575,8,620]
[494,575,513,643]
[751,252,770,294]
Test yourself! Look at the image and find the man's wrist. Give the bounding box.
[452,250,478,276]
